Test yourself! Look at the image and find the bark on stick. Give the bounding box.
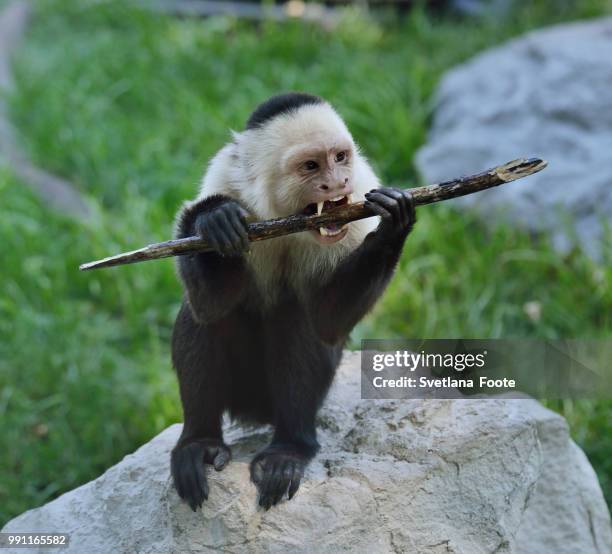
[79,157,547,271]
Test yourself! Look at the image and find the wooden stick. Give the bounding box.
[79,157,547,271]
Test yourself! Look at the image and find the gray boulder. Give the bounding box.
[3,352,611,553]
[416,18,612,258]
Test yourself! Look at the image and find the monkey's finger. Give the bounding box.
[172,467,186,501]
[278,461,295,502]
[201,445,218,464]
[364,199,391,221]
[282,460,295,482]
[213,448,231,471]
[266,462,286,510]
[377,188,407,224]
[377,187,403,200]
[191,456,208,505]
[287,466,303,500]
[194,213,210,238]
[213,211,242,254]
[270,462,293,506]
[226,208,250,252]
[366,191,401,225]
[209,211,231,243]
[365,191,395,214]
[267,465,286,507]
[234,205,250,229]
[392,189,415,229]
[185,460,204,510]
[188,454,207,506]
[403,190,416,226]
[259,461,280,510]
[251,459,265,485]
[287,479,300,500]
[208,214,237,256]
[259,491,272,511]
[172,448,198,508]
[200,219,224,253]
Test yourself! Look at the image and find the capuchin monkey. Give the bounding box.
[171,92,416,511]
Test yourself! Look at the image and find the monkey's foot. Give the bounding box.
[171,438,231,511]
[249,447,307,510]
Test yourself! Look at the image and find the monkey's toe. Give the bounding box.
[201,440,232,471]
[250,450,305,510]
[171,439,232,511]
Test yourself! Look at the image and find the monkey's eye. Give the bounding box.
[335,151,347,163]
[304,160,319,171]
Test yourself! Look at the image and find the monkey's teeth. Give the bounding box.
[330,195,345,202]
[319,227,328,236]
[348,194,353,204]
[317,202,324,216]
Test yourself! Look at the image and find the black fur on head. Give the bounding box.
[245,92,324,130]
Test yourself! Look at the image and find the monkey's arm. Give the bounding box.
[175,195,251,323]
[309,188,416,344]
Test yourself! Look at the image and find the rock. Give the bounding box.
[415,18,612,258]
[3,352,611,553]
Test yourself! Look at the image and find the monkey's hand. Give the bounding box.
[250,446,306,510]
[171,438,232,511]
[195,200,250,257]
[364,187,416,240]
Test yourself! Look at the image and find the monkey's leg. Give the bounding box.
[171,306,232,511]
[250,334,337,510]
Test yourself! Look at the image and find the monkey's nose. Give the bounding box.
[318,179,352,194]
[337,178,352,193]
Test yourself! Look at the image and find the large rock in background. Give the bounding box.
[3,352,610,553]
[416,18,612,258]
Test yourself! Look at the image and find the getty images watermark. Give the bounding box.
[361,339,612,400]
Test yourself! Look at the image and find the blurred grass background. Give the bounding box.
[0,0,610,525]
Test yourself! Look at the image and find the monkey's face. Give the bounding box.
[236,102,365,246]
[279,138,355,245]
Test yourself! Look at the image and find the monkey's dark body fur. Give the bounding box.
[170,94,416,511]
[171,194,413,511]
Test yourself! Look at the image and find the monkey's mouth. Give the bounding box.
[302,195,351,244]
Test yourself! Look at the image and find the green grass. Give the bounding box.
[0,173,181,522]
[1,0,611,525]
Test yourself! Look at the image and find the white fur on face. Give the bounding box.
[194,101,381,304]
